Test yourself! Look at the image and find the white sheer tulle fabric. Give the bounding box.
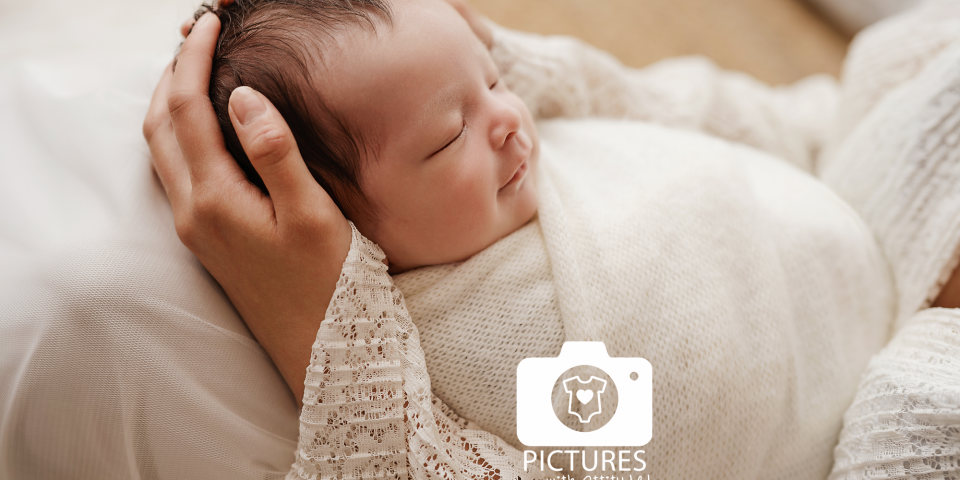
[288,3,960,479]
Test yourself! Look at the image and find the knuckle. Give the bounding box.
[176,188,241,252]
[142,111,166,143]
[185,188,219,220]
[191,192,221,224]
[173,215,197,249]
[288,210,320,235]
[289,207,340,241]
[142,115,157,142]
[310,206,340,231]
[166,89,202,120]
[248,126,292,167]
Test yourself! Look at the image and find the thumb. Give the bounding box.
[228,86,331,216]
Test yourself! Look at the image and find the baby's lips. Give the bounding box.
[508,130,533,167]
[499,147,531,191]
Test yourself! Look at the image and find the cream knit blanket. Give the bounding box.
[287,3,960,479]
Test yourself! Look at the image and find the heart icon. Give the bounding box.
[576,389,594,404]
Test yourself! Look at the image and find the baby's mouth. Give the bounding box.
[499,158,529,194]
[498,132,533,193]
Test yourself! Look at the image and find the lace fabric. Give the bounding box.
[830,308,960,480]
[287,222,539,480]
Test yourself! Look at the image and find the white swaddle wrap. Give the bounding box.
[288,120,896,480]
[289,3,960,478]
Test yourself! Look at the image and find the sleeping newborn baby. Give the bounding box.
[199,0,960,479]
[208,0,538,272]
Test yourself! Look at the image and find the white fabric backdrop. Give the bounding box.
[0,1,303,479]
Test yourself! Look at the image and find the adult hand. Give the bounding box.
[143,12,352,407]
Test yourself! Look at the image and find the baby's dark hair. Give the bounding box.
[197,0,392,220]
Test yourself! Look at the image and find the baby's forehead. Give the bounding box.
[319,0,486,144]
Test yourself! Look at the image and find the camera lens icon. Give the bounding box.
[517,342,652,447]
[553,365,618,432]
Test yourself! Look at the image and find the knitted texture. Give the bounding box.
[823,0,960,153]
[820,0,960,324]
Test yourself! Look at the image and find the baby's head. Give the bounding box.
[205,0,539,272]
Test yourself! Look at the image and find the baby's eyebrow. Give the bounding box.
[421,80,466,118]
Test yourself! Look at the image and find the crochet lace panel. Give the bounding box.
[287,223,540,480]
[830,308,960,480]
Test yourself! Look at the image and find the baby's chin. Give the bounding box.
[385,199,540,275]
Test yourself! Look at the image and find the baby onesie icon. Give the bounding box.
[562,375,607,423]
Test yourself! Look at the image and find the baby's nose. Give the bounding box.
[489,104,522,149]
[503,128,532,163]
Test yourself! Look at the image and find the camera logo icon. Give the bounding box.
[517,342,652,446]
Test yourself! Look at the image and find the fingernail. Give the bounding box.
[230,86,266,126]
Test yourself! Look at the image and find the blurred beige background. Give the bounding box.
[470,0,850,85]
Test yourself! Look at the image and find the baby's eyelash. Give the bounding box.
[435,121,466,155]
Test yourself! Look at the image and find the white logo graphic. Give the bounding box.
[563,376,607,423]
[517,342,652,446]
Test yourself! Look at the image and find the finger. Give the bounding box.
[145,62,174,141]
[180,18,195,38]
[446,0,492,49]
[474,16,494,49]
[150,117,194,213]
[145,63,191,210]
[168,12,239,186]
[229,86,334,218]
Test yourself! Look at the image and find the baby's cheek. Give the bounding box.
[443,176,497,239]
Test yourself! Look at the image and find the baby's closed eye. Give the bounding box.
[432,120,467,157]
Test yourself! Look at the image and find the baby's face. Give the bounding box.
[321,0,539,272]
